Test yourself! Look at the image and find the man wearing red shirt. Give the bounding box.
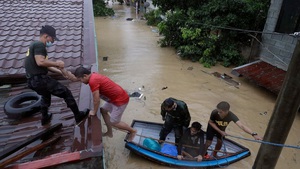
[74,67,136,141]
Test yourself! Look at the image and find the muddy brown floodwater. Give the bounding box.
[94,3,300,169]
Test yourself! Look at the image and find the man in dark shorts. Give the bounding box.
[203,101,262,158]
[24,25,89,125]
[159,97,191,144]
[177,121,205,162]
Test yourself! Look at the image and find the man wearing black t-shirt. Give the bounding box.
[24,25,88,125]
[203,101,262,158]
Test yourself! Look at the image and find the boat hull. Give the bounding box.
[125,120,251,168]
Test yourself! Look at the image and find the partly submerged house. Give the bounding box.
[0,0,103,168]
[232,0,300,95]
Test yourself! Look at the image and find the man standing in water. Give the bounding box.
[24,25,89,125]
[159,97,191,144]
[74,66,137,141]
[203,101,262,158]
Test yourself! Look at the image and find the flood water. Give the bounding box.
[94,3,300,169]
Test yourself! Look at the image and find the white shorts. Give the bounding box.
[101,102,128,123]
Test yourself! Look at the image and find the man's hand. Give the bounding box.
[177,155,183,160]
[195,155,203,162]
[56,60,64,69]
[253,135,263,140]
[89,110,96,116]
[219,131,227,137]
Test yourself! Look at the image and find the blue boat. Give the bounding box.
[125,120,251,168]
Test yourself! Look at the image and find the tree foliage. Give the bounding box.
[149,0,269,67]
[93,0,115,17]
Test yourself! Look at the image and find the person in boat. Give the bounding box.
[74,66,137,141]
[24,25,89,126]
[203,101,262,158]
[159,97,191,144]
[177,121,205,162]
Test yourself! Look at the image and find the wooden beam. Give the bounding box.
[0,123,62,160]
[0,136,61,168]
[7,151,81,169]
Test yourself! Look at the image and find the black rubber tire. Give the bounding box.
[4,92,41,119]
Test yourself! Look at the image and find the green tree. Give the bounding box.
[152,0,206,13]
[157,9,187,48]
[150,0,269,67]
[93,0,114,16]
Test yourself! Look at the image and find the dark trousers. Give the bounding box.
[159,123,183,144]
[27,75,80,118]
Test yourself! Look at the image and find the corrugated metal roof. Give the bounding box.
[231,60,286,95]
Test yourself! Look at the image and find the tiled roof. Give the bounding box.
[0,81,101,167]
[0,0,101,167]
[231,60,286,95]
[0,0,88,79]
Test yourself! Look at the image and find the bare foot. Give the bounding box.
[128,129,137,142]
[103,132,113,138]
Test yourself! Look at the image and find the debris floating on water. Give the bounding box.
[129,92,144,100]
[162,86,168,90]
[211,72,241,88]
[187,66,193,70]
[129,92,142,97]
[259,111,267,115]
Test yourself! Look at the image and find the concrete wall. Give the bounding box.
[260,0,298,71]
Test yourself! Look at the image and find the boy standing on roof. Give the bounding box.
[74,66,137,141]
[24,25,89,126]
[203,101,262,158]
[159,97,191,144]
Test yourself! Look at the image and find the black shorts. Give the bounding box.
[206,124,223,141]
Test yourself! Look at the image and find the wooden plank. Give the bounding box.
[0,136,61,168]
[7,151,81,169]
[0,123,62,160]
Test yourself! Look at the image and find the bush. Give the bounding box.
[93,0,114,16]
[144,9,163,26]
[157,9,187,48]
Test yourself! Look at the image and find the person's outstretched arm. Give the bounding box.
[235,121,262,140]
[60,69,79,81]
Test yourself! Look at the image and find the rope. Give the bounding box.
[228,135,300,150]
